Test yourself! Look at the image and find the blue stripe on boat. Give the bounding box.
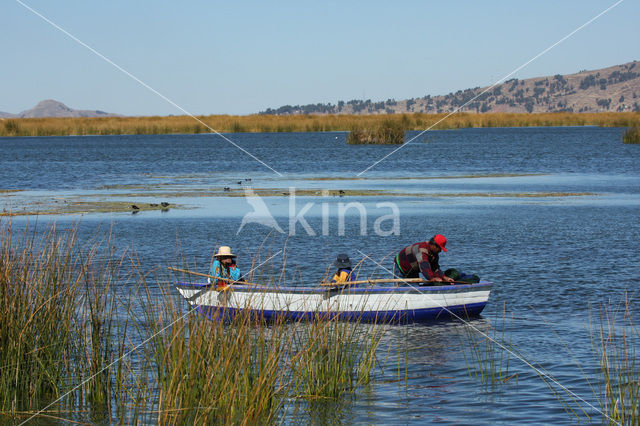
[194,301,488,323]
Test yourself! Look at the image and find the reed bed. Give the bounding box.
[141,289,289,425]
[1,112,639,137]
[0,221,133,423]
[590,296,639,425]
[347,119,405,144]
[289,314,383,398]
[0,220,387,423]
[622,126,640,144]
[139,282,387,424]
[0,222,80,414]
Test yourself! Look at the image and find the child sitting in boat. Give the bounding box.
[208,246,242,289]
[331,254,356,284]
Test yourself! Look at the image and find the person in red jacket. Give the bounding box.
[394,234,454,284]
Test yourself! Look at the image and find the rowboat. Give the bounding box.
[173,279,493,323]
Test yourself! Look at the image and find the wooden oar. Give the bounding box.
[168,267,261,286]
[318,277,472,287]
[319,277,424,286]
[170,267,472,288]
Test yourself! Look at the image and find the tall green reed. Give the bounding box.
[590,296,639,425]
[622,126,640,143]
[0,220,389,423]
[75,240,134,422]
[0,222,82,414]
[141,283,289,425]
[142,281,386,423]
[347,119,405,144]
[289,313,384,399]
[458,304,515,386]
[0,221,135,423]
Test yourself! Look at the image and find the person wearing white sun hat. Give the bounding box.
[208,246,243,288]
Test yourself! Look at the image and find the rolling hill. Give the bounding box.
[0,99,119,118]
[262,61,640,115]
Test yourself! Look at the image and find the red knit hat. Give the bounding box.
[433,234,447,252]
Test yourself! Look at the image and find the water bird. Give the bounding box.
[161,202,170,207]
[338,190,345,195]
[237,181,242,184]
[131,204,140,210]
[223,187,230,191]
[245,178,252,182]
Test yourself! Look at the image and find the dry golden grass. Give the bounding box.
[1,112,639,137]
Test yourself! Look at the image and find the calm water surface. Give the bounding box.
[1,127,639,423]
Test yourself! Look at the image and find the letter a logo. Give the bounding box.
[237,188,285,234]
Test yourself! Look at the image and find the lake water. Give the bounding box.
[1,127,639,423]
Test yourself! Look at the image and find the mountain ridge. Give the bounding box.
[0,99,120,119]
[4,62,639,118]
[261,61,640,115]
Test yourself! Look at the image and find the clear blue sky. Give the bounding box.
[2,0,638,116]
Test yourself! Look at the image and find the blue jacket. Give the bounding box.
[208,259,242,287]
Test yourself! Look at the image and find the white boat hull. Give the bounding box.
[175,281,493,322]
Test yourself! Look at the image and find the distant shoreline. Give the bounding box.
[1,112,639,137]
